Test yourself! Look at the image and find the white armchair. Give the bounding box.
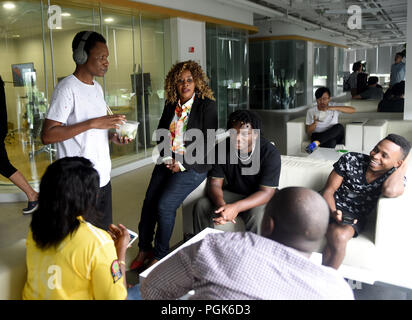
[363,119,412,152]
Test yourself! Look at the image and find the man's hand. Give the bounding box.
[332,210,357,225]
[90,114,126,130]
[110,132,133,145]
[213,203,239,225]
[331,209,343,223]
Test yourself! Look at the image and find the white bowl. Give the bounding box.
[116,120,139,140]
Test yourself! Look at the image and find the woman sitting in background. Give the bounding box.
[23,157,131,300]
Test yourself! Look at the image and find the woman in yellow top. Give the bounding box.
[23,157,131,300]
[130,60,218,270]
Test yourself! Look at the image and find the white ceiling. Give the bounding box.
[248,0,407,47]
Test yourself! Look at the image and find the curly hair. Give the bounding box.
[164,60,215,104]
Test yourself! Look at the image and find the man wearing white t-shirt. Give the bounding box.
[41,31,131,230]
[305,87,355,153]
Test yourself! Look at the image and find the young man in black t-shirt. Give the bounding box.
[322,134,410,269]
[193,110,281,235]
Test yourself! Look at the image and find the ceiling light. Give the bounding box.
[12,34,20,38]
[104,17,114,23]
[55,27,62,30]
[61,12,71,17]
[3,2,16,9]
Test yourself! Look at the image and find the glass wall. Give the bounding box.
[0,0,50,186]
[0,0,165,187]
[206,25,249,128]
[313,43,333,97]
[249,39,306,110]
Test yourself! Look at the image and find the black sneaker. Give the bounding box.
[22,201,38,215]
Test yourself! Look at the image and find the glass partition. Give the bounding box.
[0,0,166,189]
[313,43,331,97]
[0,0,51,186]
[140,16,165,156]
[206,25,249,128]
[249,39,306,110]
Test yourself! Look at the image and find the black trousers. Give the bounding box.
[96,182,113,230]
[311,124,345,148]
[0,140,17,178]
[0,75,17,179]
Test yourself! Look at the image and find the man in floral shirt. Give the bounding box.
[322,134,410,269]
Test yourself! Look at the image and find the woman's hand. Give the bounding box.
[165,159,182,173]
[108,224,130,253]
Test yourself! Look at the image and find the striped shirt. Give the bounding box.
[141,232,354,300]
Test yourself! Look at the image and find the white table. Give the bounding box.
[139,227,223,284]
[307,147,348,161]
[345,119,369,153]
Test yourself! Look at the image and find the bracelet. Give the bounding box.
[118,260,126,266]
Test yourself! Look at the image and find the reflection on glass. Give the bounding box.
[206,25,249,128]
[313,44,331,97]
[0,0,51,186]
[250,39,306,110]
[100,11,141,160]
[141,17,165,156]
[0,0,167,190]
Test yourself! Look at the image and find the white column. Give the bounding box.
[167,17,206,70]
[328,46,338,96]
[404,1,412,120]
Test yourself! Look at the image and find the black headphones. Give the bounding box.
[73,31,93,65]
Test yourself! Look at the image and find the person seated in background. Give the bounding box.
[23,157,134,300]
[352,76,383,100]
[345,61,362,97]
[322,134,410,270]
[378,81,405,113]
[305,87,355,153]
[141,187,354,300]
[193,109,281,235]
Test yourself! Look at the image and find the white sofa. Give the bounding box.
[0,239,26,300]
[286,113,403,156]
[182,155,412,288]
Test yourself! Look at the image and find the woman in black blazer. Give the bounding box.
[130,61,217,269]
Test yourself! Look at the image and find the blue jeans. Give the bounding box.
[127,283,142,300]
[138,164,207,260]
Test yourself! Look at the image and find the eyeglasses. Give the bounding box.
[177,77,194,85]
